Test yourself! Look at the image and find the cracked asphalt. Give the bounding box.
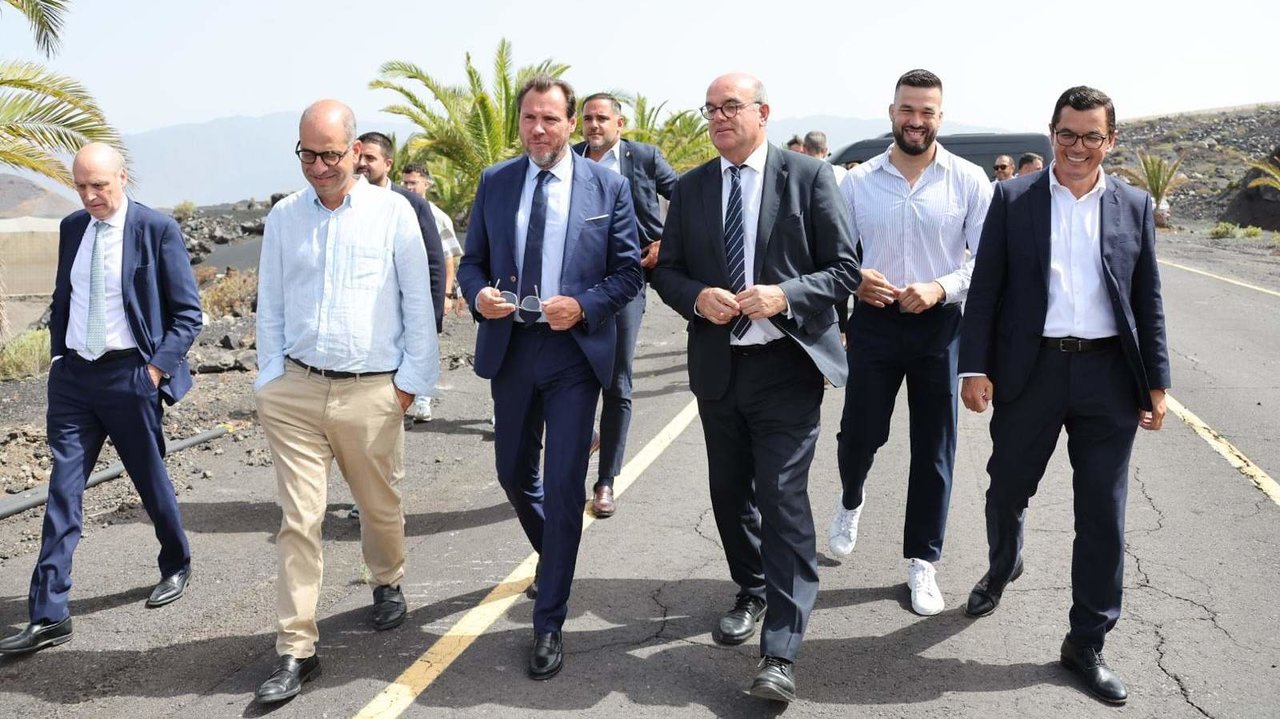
[1,233,1278,718]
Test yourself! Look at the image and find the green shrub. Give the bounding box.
[1208,222,1239,239]
[0,329,51,380]
[172,200,197,223]
[1242,225,1264,239]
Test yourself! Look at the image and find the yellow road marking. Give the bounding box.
[1165,393,1280,507]
[1159,259,1280,299]
[355,398,701,718]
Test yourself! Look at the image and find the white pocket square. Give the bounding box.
[585,213,609,222]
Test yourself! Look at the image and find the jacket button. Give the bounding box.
[509,275,517,283]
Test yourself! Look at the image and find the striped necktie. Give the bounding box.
[84,220,107,357]
[723,166,752,339]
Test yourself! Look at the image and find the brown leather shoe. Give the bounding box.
[592,485,616,518]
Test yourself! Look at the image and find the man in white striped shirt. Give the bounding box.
[828,69,992,617]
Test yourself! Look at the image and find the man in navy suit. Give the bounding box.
[456,74,642,680]
[571,92,678,517]
[959,86,1170,705]
[0,143,202,656]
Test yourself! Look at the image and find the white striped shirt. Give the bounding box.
[840,142,992,304]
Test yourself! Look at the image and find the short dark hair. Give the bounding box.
[1017,152,1044,170]
[357,131,394,159]
[803,130,829,154]
[785,134,803,149]
[1051,86,1116,135]
[401,162,429,178]
[517,74,576,119]
[895,69,943,94]
[582,92,623,116]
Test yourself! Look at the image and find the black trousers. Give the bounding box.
[985,343,1139,650]
[697,339,824,662]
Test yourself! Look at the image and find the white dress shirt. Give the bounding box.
[1044,164,1118,339]
[66,198,137,359]
[254,177,439,395]
[841,142,992,304]
[719,141,785,345]
[514,152,573,314]
[583,140,622,176]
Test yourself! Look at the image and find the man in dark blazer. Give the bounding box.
[0,143,202,656]
[651,72,859,703]
[456,75,642,680]
[959,86,1170,705]
[572,92,679,517]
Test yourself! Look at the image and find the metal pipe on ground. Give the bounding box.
[0,426,229,520]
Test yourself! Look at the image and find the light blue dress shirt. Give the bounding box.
[254,177,439,396]
[514,151,573,308]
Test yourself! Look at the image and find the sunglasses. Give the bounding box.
[993,164,1009,170]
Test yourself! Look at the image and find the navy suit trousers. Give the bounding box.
[595,288,646,485]
[491,325,601,633]
[30,352,190,623]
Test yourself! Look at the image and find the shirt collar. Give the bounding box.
[527,150,573,184]
[95,197,129,228]
[869,140,955,178]
[308,176,366,211]
[720,140,769,175]
[1047,161,1107,199]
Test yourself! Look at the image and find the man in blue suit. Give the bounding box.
[572,92,679,517]
[456,74,642,680]
[959,86,1170,705]
[0,143,202,655]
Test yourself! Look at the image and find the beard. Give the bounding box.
[528,143,566,169]
[892,123,936,156]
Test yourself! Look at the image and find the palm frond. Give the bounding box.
[3,0,69,58]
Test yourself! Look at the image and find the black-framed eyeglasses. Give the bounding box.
[295,141,351,166]
[994,164,1010,170]
[699,101,762,120]
[1053,129,1109,150]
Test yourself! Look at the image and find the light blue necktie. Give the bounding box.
[84,220,107,357]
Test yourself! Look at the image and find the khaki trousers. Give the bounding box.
[255,362,406,658]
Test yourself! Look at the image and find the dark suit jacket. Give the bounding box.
[50,201,203,404]
[391,182,446,332]
[651,144,861,401]
[959,170,1171,410]
[456,153,643,388]
[571,138,678,246]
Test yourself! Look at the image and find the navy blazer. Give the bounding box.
[959,170,1171,410]
[651,145,861,400]
[391,182,446,332]
[456,153,643,388]
[49,201,203,404]
[571,138,678,246]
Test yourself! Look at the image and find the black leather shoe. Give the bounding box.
[371,585,407,631]
[965,558,1024,618]
[748,656,796,703]
[1060,637,1128,704]
[712,595,766,646]
[0,618,73,655]
[146,567,191,608]
[526,558,541,600]
[254,654,321,704]
[528,630,563,680]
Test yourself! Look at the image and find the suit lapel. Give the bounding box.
[701,162,729,285]
[754,145,785,282]
[121,203,141,311]
[1030,171,1052,286]
[562,154,595,275]
[501,157,529,281]
[1100,176,1122,265]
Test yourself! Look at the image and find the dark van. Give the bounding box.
[830,132,1053,180]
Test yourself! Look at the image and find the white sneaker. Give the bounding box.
[827,498,864,557]
[907,558,944,616]
[408,396,433,422]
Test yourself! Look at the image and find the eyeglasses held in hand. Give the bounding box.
[491,280,544,317]
[295,141,352,166]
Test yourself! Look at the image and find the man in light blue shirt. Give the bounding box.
[251,99,438,705]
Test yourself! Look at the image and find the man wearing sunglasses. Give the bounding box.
[457,75,642,681]
[993,155,1015,182]
[251,100,438,704]
[959,86,1170,705]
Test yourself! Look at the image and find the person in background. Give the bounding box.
[1017,151,1045,176]
[993,154,1015,182]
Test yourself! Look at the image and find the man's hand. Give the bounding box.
[640,240,661,270]
[899,281,946,314]
[541,295,583,331]
[394,386,414,413]
[146,364,163,388]
[1140,388,1167,431]
[696,287,741,325]
[854,268,899,308]
[475,287,516,319]
[961,375,994,413]
[735,285,787,321]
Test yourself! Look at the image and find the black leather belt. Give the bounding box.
[730,339,789,357]
[73,348,140,363]
[288,356,393,379]
[1041,336,1119,352]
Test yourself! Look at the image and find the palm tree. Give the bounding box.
[1246,152,1280,193]
[622,93,717,173]
[1115,151,1190,228]
[371,38,568,225]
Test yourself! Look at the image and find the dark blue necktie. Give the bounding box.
[520,170,552,324]
[724,165,752,339]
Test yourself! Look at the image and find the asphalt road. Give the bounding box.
[1,241,1278,718]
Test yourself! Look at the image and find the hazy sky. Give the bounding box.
[1,0,1274,135]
